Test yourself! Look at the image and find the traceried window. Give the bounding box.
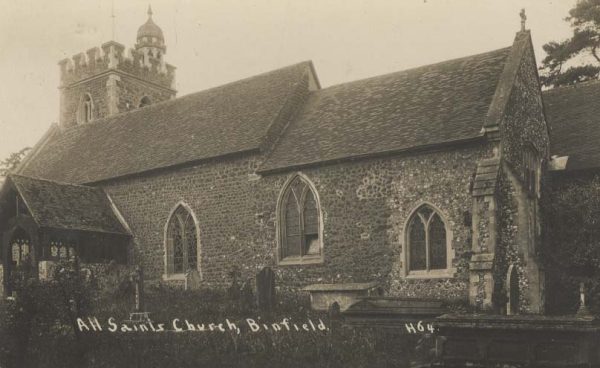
[406,205,448,273]
[77,93,93,124]
[279,175,322,263]
[523,144,540,197]
[165,205,198,275]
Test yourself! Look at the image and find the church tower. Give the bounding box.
[58,7,176,127]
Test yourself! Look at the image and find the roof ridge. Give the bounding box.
[318,46,512,93]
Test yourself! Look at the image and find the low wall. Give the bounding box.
[433,314,600,367]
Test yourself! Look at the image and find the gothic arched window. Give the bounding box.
[405,204,449,274]
[278,175,323,264]
[165,204,199,275]
[77,93,93,124]
[139,96,152,108]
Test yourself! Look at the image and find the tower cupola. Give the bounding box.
[57,5,176,127]
[135,6,166,67]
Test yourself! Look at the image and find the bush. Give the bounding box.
[0,264,433,367]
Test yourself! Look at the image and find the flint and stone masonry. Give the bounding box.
[10,10,596,319]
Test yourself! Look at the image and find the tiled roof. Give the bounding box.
[543,81,600,172]
[19,62,314,183]
[7,175,130,235]
[258,47,512,173]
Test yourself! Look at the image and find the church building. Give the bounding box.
[1,8,596,316]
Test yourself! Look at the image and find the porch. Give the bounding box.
[0,174,132,295]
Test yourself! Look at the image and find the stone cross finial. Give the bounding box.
[520,9,527,32]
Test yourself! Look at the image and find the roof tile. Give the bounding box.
[543,81,600,172]
[259,47,512,173]
[21,62,313,183]
[7,175,130,235]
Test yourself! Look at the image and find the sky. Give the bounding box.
[0,0,576,161]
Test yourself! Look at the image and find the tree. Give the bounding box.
[0,147,31,177]
[540,0,600,88]
[541,176,600,314]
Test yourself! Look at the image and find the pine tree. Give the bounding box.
[541,0,600,88]
[0,147,30,177]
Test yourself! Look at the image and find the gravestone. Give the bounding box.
[184,268,201,290]
[256,267,275,312]
[328,301,341,320]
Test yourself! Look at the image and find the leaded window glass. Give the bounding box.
[406,205,449,273]
[280,176,322,261]
[409,218,426,271]
[10,230,31,267]
[44,241,77,261]
[166,205,199,275]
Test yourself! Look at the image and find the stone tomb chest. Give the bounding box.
[302,282,380,311]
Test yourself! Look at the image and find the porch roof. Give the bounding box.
[1,174,130,236]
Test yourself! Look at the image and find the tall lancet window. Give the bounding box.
[165,204,198,275]
[406,204,449,274]
[278,174,323,264]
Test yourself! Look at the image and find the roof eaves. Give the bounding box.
[41,225,132,237]
[257,135,485,175]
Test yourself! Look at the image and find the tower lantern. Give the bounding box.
[135,5,167,69]
[57,5,176,127]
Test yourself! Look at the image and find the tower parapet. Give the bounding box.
[58,41,176,89]
[58,8,176,127]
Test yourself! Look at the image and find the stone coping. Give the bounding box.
[344,297,445,315]
[342,297,447,327]
[435,313,600,332]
